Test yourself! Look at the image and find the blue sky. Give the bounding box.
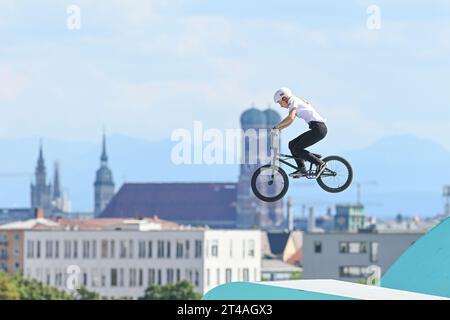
[0,0,449,152]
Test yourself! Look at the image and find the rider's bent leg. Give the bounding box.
[288,137,306,169]
[290,121,328,167]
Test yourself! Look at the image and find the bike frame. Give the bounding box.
[269,130,334,179]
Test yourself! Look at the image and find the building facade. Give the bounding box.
[302,232,422,283]
[1,216,261,299]
[334,204,366,232]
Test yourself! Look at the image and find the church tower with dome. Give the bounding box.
[94,133,115,216]
[236,106,284,229]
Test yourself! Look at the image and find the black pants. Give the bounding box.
[288,121,328,169]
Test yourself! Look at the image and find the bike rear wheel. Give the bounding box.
[251,165,289,202]
[316,155,353,193]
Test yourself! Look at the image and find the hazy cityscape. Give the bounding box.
[0,1,449,302]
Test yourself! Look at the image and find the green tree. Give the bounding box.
[140,281,202,300]
[12,273,75,300]
[76,287,100,300]
[289,271,303,280]
[0,272,20,300]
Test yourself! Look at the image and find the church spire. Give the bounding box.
[101,131,108,164]
[37,139,45,171]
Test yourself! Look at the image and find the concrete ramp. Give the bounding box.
[381,217,450,297]
[202,280,448,300]
[203,217,450,300]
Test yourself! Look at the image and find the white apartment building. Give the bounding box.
[1,215,261,299]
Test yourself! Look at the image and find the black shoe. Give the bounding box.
[289,167,307,178]
[316,161,327,178]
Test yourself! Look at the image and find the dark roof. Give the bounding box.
[267,232,291,255]
[100,183,238,223]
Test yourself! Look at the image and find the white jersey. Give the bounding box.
[288,96,326,124]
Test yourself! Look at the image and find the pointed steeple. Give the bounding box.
[101,131,108,164]
[35,140,46,186]
[37,139,45,171]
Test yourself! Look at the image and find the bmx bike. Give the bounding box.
[251,130,353,202]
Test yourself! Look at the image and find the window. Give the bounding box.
[370,242,379,262]
[129,269,137,287]
[195,240,202,258]
[138,241,146,258]
[211,240,218,257]
[167,269,174,284]
[110,240,115,258]
[55,241,59,258]
[138,269,143,286]
[314,241,322,253]
[92,240,97,258]
[339,242,368,254]
[206,269,210,286]
[64,240,71,258]
[176,269,181,282]
[73,240,78,258]
[229,240,233,258]
[83,240,90,258]
[14,233,20,241]
[119,268,124,287]
[0,248,7,259]
[148,241,153,258]
[194,270,199,287]
[101,240,108,258]
[185,240,190,258]
[83,273,88,287]
[36,240,41,258]
[176,241,183,258]
[45,241,52,258]
[111,269,118,287]
[129,240,133,258]
[157,241,164,258]
[216,268,220,285]
[166,241,171,258]
[339,266,368,278]
[243,268,249,282]
[148,269,155,285]
[120,240,127,258]
[157,269,162,285]
[27,240,33,258]
[248,240,255,257]
[225,268,232,283]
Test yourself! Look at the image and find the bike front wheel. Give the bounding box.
[251,165,289,202]
[316,156,353,193]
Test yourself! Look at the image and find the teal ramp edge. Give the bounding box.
[381,217,450,298]
[202,282,354,300]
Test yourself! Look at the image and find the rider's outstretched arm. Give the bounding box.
[273,108,297,130]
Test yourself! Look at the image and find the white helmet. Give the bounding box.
[273,87,293,103]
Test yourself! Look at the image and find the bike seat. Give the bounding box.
[312,153,322,159]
